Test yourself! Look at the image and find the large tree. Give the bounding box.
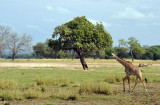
[7,33,32,60]
[33,42,46,58]
[119,37,145,61]
[0,25,10,57]
[48,16,113,70]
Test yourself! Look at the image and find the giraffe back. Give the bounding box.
[125,61,142,76]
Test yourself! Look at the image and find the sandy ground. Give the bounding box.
[0,62,159,69]
[0,62,123,68]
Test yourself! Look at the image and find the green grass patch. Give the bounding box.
[0,59,160,104]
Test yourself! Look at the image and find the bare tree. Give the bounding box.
[0,25,10,57]
[7,33,32,60]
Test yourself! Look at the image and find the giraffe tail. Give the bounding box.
[145,78,148,83]
[141,70,147,83]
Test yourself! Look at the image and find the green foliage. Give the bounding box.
[145,46,160,60]
[114,47,129,58]
[48,16,113,64]
[119,37,145,60]
[53,16,113,51]
[33,42,46,58]
[105,47,115,59]
[56,50,72,58]
[33,40,72,59]
[132,44,146,59]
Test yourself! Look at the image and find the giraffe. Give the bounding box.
[111,53,147,92]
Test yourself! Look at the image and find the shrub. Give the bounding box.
[25,83,46,92]
[35,78,57,86]
[59,78,74,87]
[0,89,23,101]
[104,75,122,83]
[79,82,113,95]
[104,76,116,83]
[51,88,80,100]
[35,78,74,87]
[24,89,42,99]
[0,80,18,90]
[94,82,113,95]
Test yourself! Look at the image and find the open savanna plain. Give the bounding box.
[0,59,160,105]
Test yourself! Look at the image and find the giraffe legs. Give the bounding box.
[139,77,147,92]
[127,76,131,92]
[123,76,127,92]
[132,76,147,92]
[123,75,131,92]
[132,76,138,92]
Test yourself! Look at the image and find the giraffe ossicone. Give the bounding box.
[111,53,116,57]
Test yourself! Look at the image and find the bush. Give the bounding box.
[24,89,42,99]
[25,83,46,92]
[0,89,23,101]
[0,80,18,90]
[79,82,113,95]
[35,78,57,86]
[104,75,122,83]
[35,78,74,87]
[51,88,80,100]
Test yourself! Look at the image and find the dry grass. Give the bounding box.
[51,88,80,100]
[0,90,23,101]
[79,82,113,95]
[35,78,74,87]
[0,80,18,90]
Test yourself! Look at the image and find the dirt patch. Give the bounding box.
[0,62,122,67]
[0,62,160,71]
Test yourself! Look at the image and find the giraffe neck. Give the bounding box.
[115,55,128,67]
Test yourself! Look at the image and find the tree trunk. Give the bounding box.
[75,49,88,70]
[12,53,15,61]
[0,51,1,58]
[130,48,134,61]
[79,54,88,70]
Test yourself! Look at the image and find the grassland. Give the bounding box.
[0,59,159,105]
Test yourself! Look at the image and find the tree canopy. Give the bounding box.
[48,16,113,70]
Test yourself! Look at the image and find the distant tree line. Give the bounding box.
[33,40,73,59]
[105,37,160,60]
[1,24,160,61]
[32,37,160,61]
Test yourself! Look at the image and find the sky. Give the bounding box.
[0,0,160,46]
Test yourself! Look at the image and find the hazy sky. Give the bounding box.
[0,0,160,46]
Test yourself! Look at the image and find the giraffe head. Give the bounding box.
[111,53,116,58]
